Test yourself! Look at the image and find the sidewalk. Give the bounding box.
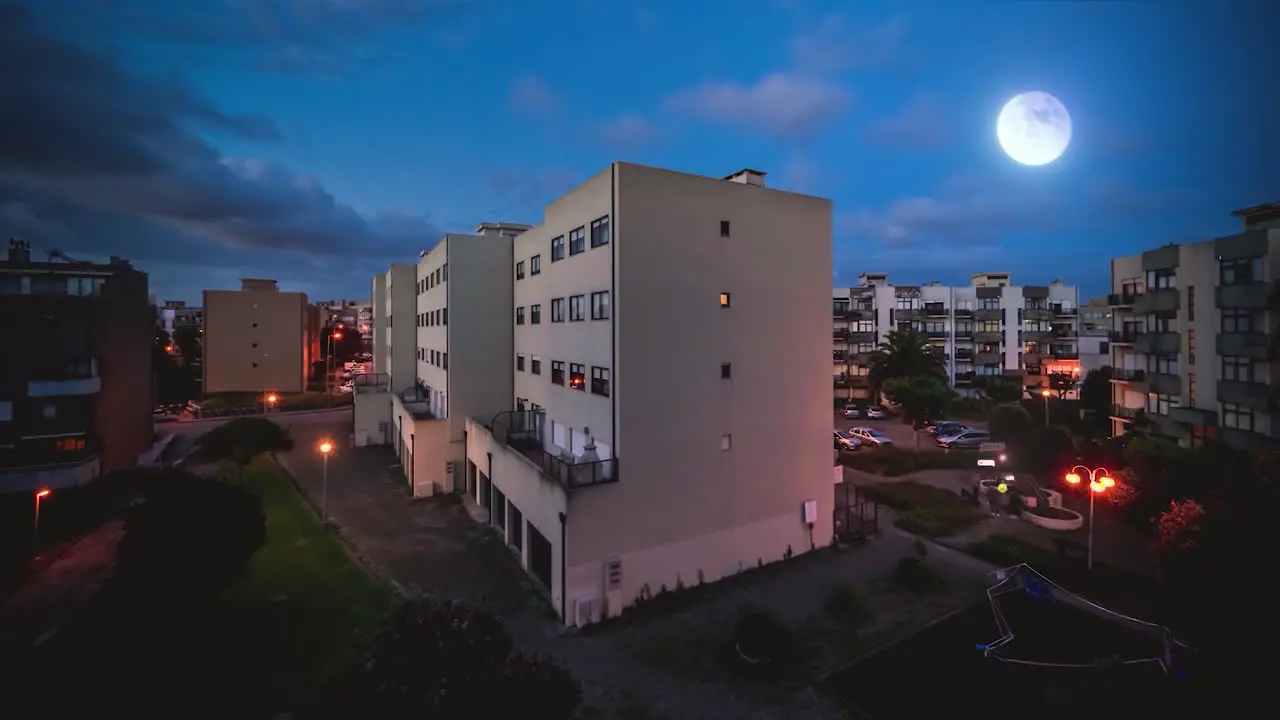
[0,520,122,656]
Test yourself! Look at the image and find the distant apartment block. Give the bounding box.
[833,273,1082,400]
[1108,201,1280,450]
[158,300,203,334]
[315,298,373,338]
[0,241,153,493]
[1077,296,1112,376]
[371,265,416,392]
[203,279,317,394]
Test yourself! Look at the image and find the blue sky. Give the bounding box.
[2,0,1275,303]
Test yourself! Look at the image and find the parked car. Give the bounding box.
[833,431,862,452]
[937,429,991,449]
[930,421,970,437]
[865,406,888,419]
[841,404,863,419]
[849,427,893,447]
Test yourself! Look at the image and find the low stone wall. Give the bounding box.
[1020,507,1084,532]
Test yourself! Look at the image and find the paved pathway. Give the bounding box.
[0,520,121,657]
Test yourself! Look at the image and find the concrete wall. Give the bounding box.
[372,274,388,375]
[202,287,308,393]
[416,240,449,410]
[449,231,517,443]
[391,393,452,497]
[353,390,391,447]
[382,264,417,393]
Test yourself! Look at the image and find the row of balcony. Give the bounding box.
[834,304,1079,319]
[1111,330,1276,361]
[1111,284,1279,315]
[834,329,1078,343]
[488,410,618,490]
[833,375,871,389]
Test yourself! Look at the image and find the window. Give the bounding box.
[721,363,732,379]
[591,367,610,396]
[1186,286,1195,321]
[980,297,1000,310]
[590,291,610,320]
[1186,328,1195,365]
[551,298,566,322]
[569,227,586,255]
[530,255,541,275]
[720,220,731,237]
[979,321,1000,332]
[516,354,526,371]
[569,363,585,390]
[515,261,525,280]
[551,235,566,261]
[1148,313,1175,332]
[568,294,585,321]
[1188,374,1197,407]
[442,263,448,281]
[1219,256,1264,285]
[530,304,542,324]
[1222,355,1252,382]
[443,308,448,325]
[1146,393,1179,416]
[590,216,610,247]
[895,296,920,310]
[1222,403,1254,431]
[720,292,731,308]
[551,361,565,385]
[854,320,875,333]
[492,489,506,532]
[530,355,542,375]
[720,433,732,450]
[1148,355,1178,375]
[1145,268,1177,289]
[516,306,525,325]
[1221,308,1256,333]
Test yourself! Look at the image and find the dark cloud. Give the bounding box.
[0,2,438,282]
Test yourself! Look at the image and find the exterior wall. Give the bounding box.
[353,390,392,447]
[448,228,518,442]
[390,393,451,497]
[382,264,417,393]
[563,163,833,616]
[95,266,154,472]
[416,242,450,413]
[372,274,388,374]
[202,287,309,393]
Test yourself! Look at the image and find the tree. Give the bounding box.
[884,376,955,449]
[867,329,945,401]
[1077,366,1113,438]
[1046,372,1075,399]
[113,468,266,603]
[318,598,582,719]
[172,325,202,364]
[195,417,295,483]
[322,326,363,362]
[987,403,1032,448]
[976,376,1022,404]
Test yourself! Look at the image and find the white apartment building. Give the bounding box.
[1078,296,1112,376]
[371,265,416,393]
[359,227,526,496]
[1108,201,1279,449]
[833,273,1082,400]
[459,164,833,626]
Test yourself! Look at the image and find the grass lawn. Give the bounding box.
[219,456,394,709]
[859,480,985,538]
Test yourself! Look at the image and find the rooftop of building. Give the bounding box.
[1,239,136,274]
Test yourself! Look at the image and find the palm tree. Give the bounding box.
[867,329,946,402]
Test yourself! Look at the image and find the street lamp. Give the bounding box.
[1040,388,1052,425]
[33,488,51,543]
[319,441,333,523]
[263,392,277,414]
[1064,465,1115,570]
[327,330,344,396]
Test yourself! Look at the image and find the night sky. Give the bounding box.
[2,0,1275,303]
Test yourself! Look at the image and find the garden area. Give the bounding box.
[857,480,986,538]
[842,447,979,476]
[195,391,352,413]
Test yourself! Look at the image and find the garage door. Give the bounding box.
[528,523,553,591]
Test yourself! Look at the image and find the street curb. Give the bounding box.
[272,454,410,601]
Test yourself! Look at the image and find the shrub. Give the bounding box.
[843,448,979,476]
[823,584,874,627]
[733,607,798,664]
[319,598,581,719]
[194,416,295,472]
[889,556,945,593]
[113,469,266,603]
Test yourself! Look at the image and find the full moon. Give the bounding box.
[996,91,1072,166]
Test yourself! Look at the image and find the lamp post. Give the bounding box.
[33,488,50,543]
[327,330,343,396]
[319,441,333,523]
[1040,388,1052,426]
[1064,465,1115,570]
[263,392,277,415]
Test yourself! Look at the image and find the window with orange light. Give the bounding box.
[56,437,86,452]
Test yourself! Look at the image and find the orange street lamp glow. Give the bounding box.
[319,441,333,521]
[1040,389,1051,397]
[320,441,333,455]
[165,344,174,352]
[333,332,343,340]
[266,393,277,404]
[1067,465,1115,570]
[1064,472,1081,485]
[1100,475,1115,488]
[36,489,50,499]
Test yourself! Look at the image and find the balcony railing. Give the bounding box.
[832,330,849,342]
[954,351,974,361]
[926,330,948,339]
[1108,292,1141,307]
[1052,305,1077,316]
[1110,330,1143,344]
[488,410,618,489]
[1112,368,1146,382]
[834,375,870,389]
[953,308,974,317]
[924,303,948,316]
[954,372,975,385]
[1110,404,1141,421]
[1052,350,1080,360]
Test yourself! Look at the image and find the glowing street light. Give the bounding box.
[34,488,51,542]
[1040,387,1052,425]
[1065,465,1115,570]
[319,440,333,523]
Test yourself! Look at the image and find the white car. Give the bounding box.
[841,404,863,419]
[833,431,862,452]
[937,429,991,449]
[865,406,888,420]
[849,427,893,447]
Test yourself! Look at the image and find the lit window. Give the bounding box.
[720,434,732,451]
[720,292,731,308]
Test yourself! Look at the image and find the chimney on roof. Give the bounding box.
[724,168,766,188]
[7,239,31,263]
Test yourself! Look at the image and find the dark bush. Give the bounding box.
[733,607,798,664]
[823,583,874,627]
[114,469,266,602]
[317,598,581,719]
[889,556,945,593]
[194,417,295,473]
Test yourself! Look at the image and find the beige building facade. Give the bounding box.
[202,279,315,394]
[1109,202,1279,450]
[462,164,833,626]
